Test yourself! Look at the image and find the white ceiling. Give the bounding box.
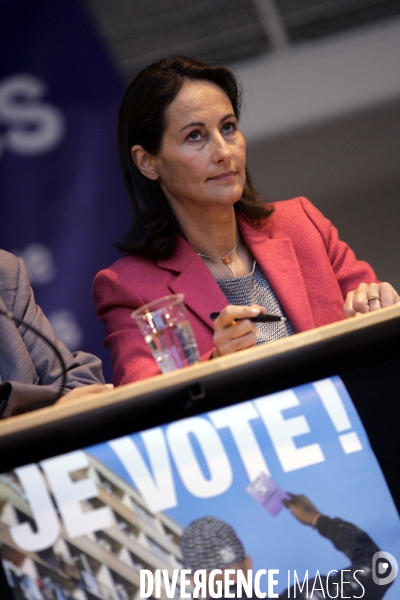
[83,0,400,81]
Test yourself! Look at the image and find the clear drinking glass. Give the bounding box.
[131,294,201,374]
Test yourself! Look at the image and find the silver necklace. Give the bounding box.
[197,235,240,278]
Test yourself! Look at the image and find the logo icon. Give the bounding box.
[372,551,398,586]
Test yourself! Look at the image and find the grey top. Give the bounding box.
[0,249,105,418]
[217,262,295,344]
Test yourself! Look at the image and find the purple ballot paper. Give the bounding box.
[246,472,291,517]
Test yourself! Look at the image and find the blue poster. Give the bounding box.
[90,376,400,598]
[0,377,398,599]
[0,0,129,379]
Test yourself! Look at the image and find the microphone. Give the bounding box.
[0,307,67,403]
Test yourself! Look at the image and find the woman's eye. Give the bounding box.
[187,130,201,141]
[222,122,235,134]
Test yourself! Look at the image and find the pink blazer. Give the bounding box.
[93,197,376,385]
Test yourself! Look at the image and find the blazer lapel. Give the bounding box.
[156,217,317,334]
[238,214,316,332]
[157,236,228,331]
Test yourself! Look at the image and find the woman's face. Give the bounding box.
[149,80,247,216]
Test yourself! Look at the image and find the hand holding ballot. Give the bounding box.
[283,492,321,527]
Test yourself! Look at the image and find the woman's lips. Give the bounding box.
[209,171,237,181]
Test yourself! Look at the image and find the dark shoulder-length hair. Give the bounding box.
[116,55,273,259]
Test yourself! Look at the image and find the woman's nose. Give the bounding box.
[211,132,231,162]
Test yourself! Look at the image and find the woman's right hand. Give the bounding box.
[212,304,266,358]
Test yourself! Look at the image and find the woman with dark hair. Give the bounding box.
[93,55,399,385]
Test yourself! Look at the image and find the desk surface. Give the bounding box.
[1,303,400,438]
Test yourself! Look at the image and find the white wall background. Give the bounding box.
[235,17,400,289]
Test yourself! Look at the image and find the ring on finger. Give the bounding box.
[366,294,380,304]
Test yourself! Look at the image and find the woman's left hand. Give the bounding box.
[343,282,400,317]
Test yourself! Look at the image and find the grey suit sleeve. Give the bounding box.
[0,252,105,418]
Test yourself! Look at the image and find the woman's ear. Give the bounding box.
[131,145,159,180]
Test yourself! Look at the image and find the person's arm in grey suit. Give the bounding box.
[0,250,105,418]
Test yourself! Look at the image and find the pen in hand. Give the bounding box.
[210,312,287,323]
